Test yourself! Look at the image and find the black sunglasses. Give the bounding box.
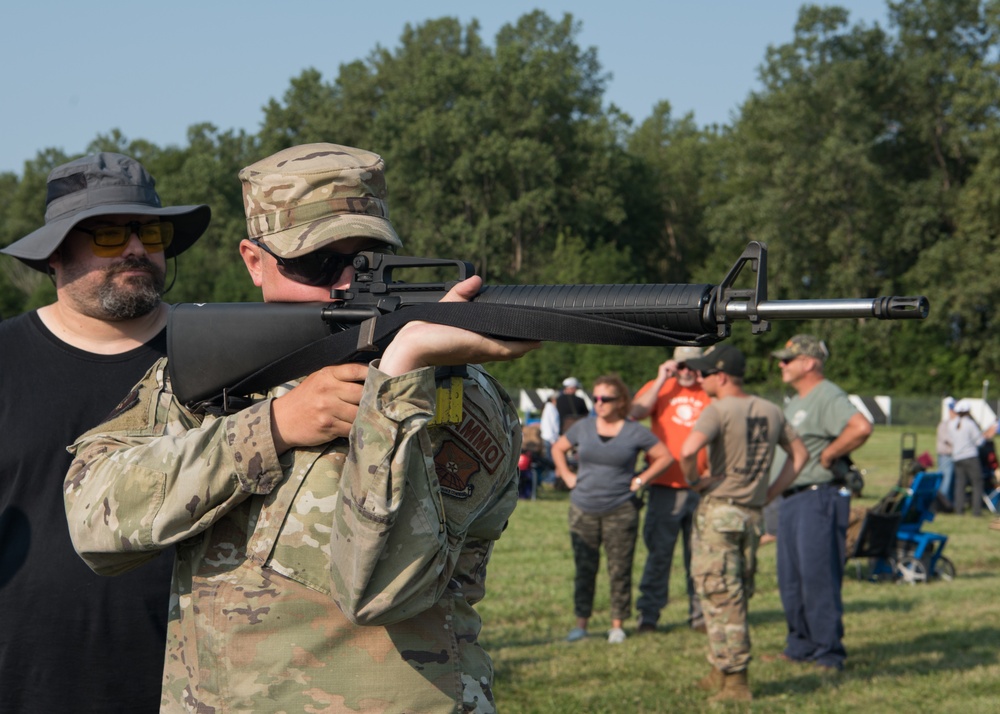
[699,369,720,378]
[251,239,390,287]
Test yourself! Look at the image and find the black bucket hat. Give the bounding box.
[0,152,211,273]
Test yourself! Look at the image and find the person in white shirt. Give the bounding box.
[948,399,995,516]
[539,393,561,483]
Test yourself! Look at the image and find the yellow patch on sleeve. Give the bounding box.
[429,377,464,426]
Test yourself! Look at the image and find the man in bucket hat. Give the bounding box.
[630,345,711,635]
[766,334,872,673]
[64,143,538,713]
[0,152,210,712]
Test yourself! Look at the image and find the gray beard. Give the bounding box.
[63,257,166,320]
[99,273,163,319]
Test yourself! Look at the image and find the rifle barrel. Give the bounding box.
[724,296,929,321]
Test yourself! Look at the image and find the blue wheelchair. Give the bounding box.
[888,471,955,583]
[848,470,955,584]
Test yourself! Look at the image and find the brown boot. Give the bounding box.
[708,670,752,703]
[696,667,724,692]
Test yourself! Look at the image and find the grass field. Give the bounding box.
[479,426,1000,713]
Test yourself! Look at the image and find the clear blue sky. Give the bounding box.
[1,0,889,176]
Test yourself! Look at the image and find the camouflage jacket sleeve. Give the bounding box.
[328,362,519,627]
[64,357,285,576]
[328,362,446,625]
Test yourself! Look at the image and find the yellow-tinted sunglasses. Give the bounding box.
[75,220,174,257]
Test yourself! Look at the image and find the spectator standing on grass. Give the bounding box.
[629,345,710,634]
[556,377,589,434]
[949,399,994,517]
[539,392,560,483]
[937,397,957,508]
[769,334,872,673]
[551,374,672,645]
[680,343,807,703]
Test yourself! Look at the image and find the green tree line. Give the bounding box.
[2,1,998,397]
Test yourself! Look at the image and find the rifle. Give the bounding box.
[167,241,928,408]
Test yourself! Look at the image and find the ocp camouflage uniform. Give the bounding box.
[64,357,521,714]
[692,498,762,673]
[688,393,798,675]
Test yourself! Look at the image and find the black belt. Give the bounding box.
[782,481,836,499]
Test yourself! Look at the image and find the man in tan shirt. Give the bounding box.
[679,343,807,703]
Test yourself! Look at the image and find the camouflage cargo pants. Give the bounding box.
[568,500,640,620]
[691,497,762,673]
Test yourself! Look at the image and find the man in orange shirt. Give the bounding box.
[630,346,710,633]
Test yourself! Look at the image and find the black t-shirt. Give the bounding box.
[556,392,589,434]
[0,311,173,713]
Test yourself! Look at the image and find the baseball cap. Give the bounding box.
[239,143,402,258]
[771,334,830,362]
[673,345,703,363]
[686,343,746,378]
[953,399,972,414]
[1,152,210,273]
[562,377,581,389]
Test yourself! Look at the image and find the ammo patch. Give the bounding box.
[442,402,504,475]
[435,441,479,499]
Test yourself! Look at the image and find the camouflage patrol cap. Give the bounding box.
[672,345,703,363]
[239,143,402,258]
[771,334,830,362]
